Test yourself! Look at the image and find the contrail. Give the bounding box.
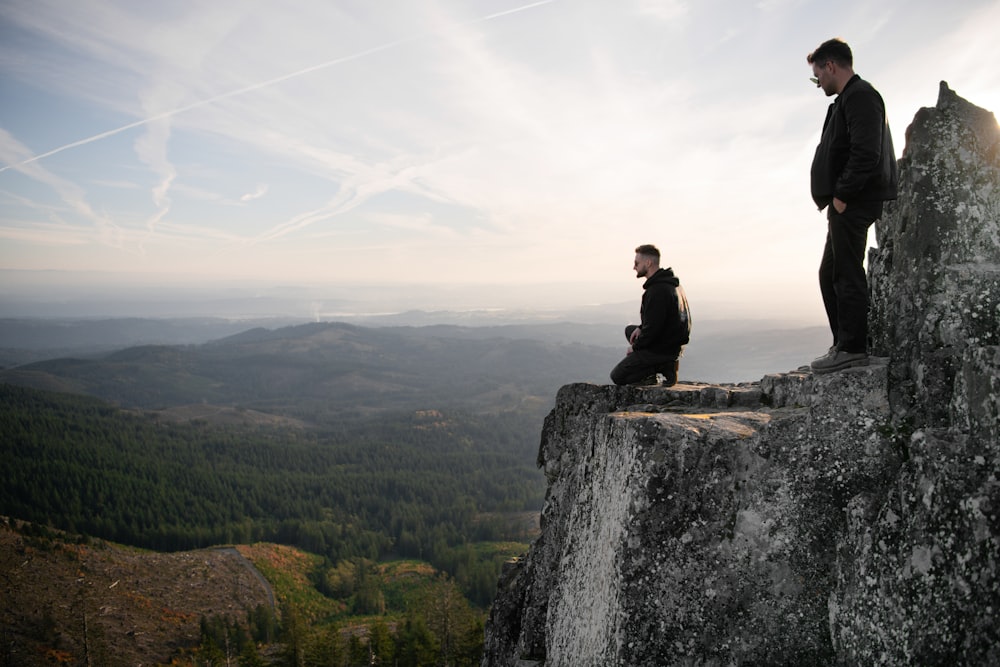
[0,0,557,174]
[476,0,557,22]
[0,39,413,173]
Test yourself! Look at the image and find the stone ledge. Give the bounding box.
[500,358,902,667]
[532,374,882,666]
[760,357,888,409]
[553,359,889,417]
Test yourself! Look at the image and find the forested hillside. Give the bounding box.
[0,321,612,419]
[1,521,492,666]
[0,384,543,607]
[1,320,575,663]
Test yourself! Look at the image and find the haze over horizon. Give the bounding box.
[2,0,999,323]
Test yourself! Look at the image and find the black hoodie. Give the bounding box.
[632,267,691,356]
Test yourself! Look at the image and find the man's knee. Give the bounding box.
[610,356,643,385]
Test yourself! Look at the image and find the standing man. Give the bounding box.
[807,38,898,374]
[610,244,691,387]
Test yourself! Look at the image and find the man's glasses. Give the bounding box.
[810,61,831,87]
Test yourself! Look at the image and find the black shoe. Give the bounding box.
[810,349,869,374]
[629,374,662,387]
[658,366,678,387]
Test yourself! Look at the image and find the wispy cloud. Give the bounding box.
[634,0,689,22]
[0,220,94,246]
[0,0,559,174]
[0,128,124,247]
[240,185,269,202]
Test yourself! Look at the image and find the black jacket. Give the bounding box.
[632,268,691,356]
[811,74,898,210]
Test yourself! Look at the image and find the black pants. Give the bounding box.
[609,325,678,385]
[819,201,882,354]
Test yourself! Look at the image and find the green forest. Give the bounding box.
[0,383,545,610]
[192,558,491,666]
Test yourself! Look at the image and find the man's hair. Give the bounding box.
[635,244,660,260]
[807,38,852,68]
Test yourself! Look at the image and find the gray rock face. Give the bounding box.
[839,83,1000,665]
[870,82,1000,431]
[483,85,1000,666]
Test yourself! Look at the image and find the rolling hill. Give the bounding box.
[0,321,612,422]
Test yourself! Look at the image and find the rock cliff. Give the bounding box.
[482,83,1000,666]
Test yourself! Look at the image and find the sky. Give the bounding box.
[1,0,999,321]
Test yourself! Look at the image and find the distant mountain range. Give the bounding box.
[0,316,829,419]
[0,320,610,421]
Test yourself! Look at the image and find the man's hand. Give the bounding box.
[629,327,641,345]
[833,197,847,214]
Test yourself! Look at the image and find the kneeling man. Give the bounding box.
[610,244,691,387]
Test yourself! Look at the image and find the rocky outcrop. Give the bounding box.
[870,81,1000,433]
[838,83,1000,665]
[483,84,1000,666]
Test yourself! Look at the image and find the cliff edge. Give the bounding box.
[483,83,1000,666]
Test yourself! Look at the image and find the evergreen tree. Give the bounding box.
[393,615,438,667]
[368,619,394,665]
[303,625,344,667]
[279,603,307,667]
